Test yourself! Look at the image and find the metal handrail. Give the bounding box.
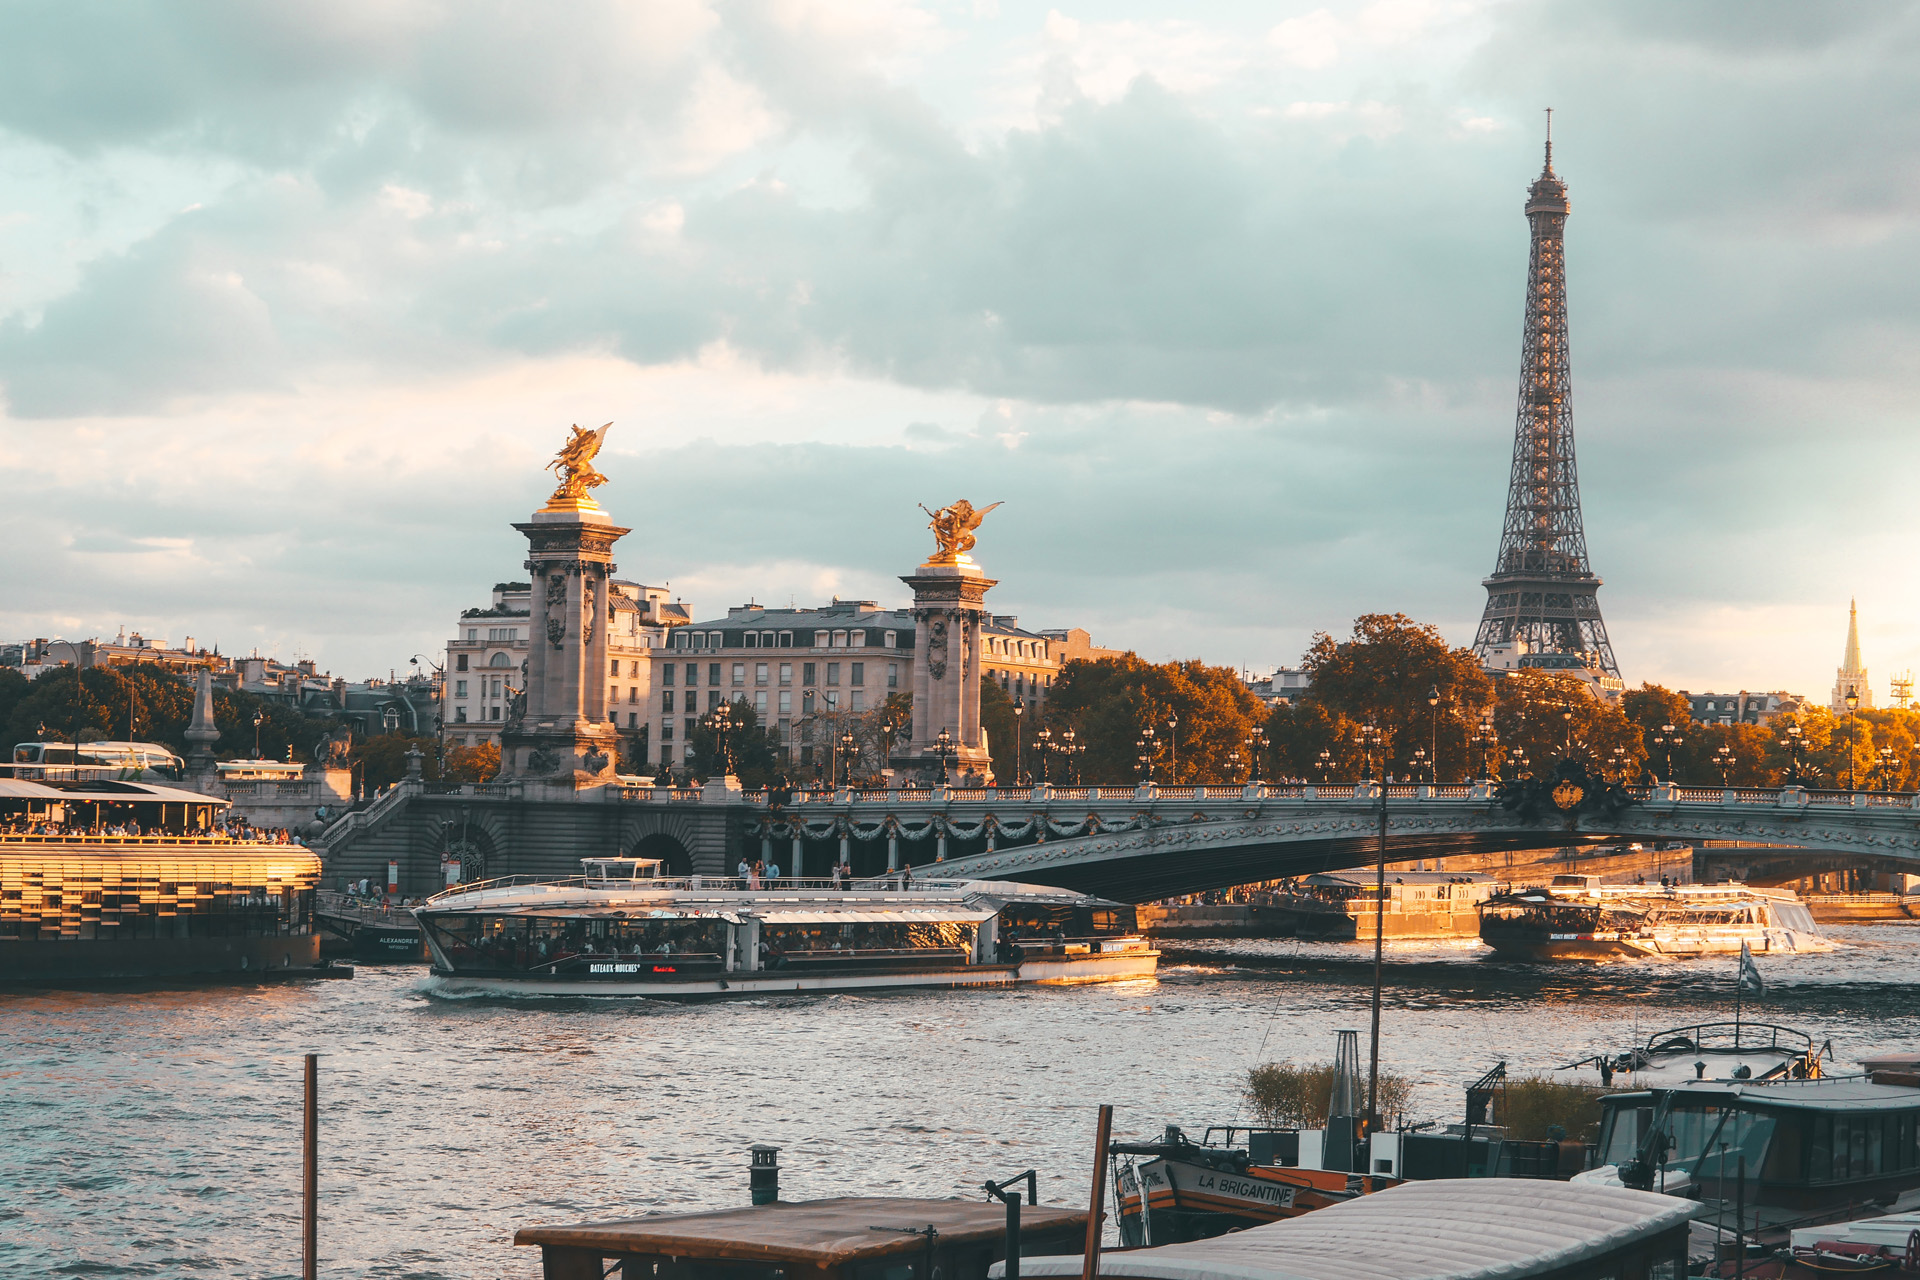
[424,873,977,902]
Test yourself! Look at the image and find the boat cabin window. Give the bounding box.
[581,858,663,882]
[422,914,726,972]
[999,904,1138,938]
[760,921,973,963]
[1806,1109,1920,1183]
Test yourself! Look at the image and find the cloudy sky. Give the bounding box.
[2,0,1916,698]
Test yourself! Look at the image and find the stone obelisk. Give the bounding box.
[499,424,628,784]
[184,664,220,789]
[898,500,1000,784]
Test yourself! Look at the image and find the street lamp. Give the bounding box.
[1471,716,1498,783]
[1426,685,1442,784]
[1607,744,1630,783]
[1506,745,1530,779]
[1877,745,1898,792]
[1034,726,1054,784]
[1245,726,1268,784]
[1782,722,1807,787]
[1138,724,1158,783]
[710,701,738,776]
[836,728,858,787]
[253,710,266,759]
[1226,748,1244,783]
[1716,744,1734,786]
[1358,723,1384,783]
[1166,712,1180,783]
[1064,729,1084,784]
[1012,697,1025,786]
[1316,747,1334,787]
[1652,723,1683,784]
[1410,746,1430,786]
[932,727,958,785]
[1845,686,1860,791]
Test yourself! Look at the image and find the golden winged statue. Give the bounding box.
[918,498,1003,565]
[544,423,612,505]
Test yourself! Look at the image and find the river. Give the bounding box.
[4,925,1918,1279]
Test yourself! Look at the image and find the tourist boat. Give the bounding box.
[415,858,1158,996]
[0,768,325,980]
[1264,870,1498,941]
[1478,876,1834,960]
[1576,1072,1920,1249]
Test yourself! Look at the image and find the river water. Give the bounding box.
[5,926,1920,1279]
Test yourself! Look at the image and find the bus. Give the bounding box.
[10,741,186,782]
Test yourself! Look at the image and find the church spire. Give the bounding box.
[1831,598,1873,712]
[1843,598,1862,673]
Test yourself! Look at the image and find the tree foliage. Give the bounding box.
[1041,655,1265,785]
[3,664,342,763]
[689,697,781,787]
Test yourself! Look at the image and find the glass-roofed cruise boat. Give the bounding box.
[415,858,1158,997]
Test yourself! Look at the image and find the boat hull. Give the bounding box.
[0,933,322,982]
[424,950,1158,998]
[1483,927,1834,961]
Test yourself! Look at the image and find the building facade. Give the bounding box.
[1683,690,1806,728]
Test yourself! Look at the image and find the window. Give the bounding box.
[762,632,775,647]
[490,628,516,642]
[489,707,501,720]
[779,663,791,685]
[850,630,866,648]
[662,664,675,686]
[825,691,839,709]
[630,661,640,676]
[803,663,817,686]
[662,721,674,741]
[745,632,758,648]
[754,691,768,714]
[884,630,897,648]
[456,654,469,672]
[611,659,620,676]
[831,630,847,648]
[685,663,698,685]
[814,630,829,648]
[709,631,722,648]
[490,652,511,668]
[888,662,899,689]
[492,677,504,697]
[455,707,468,723]
[707,690,720,710]
[467,629,477,642]
[827,663,840,686]
[629,687,638,703]
[779,691,792,715]
[851,690,865,711]
[755,663,768,685]
[455,680,468,698]
[778,630,792,646]
[708,663,722,686]
[732,663,745,685]
[663,691,675,712]
[629,712,638,728]
[684,718,697,740]
[851,662,864,686]
[803,690,815,713]
[610,686,618,708]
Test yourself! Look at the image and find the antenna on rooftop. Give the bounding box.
[1543,107,1553,173]
[1894,671,1915,710]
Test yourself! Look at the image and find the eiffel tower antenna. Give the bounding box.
[1471,117,1621,678]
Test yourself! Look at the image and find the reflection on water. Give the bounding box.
[3,927,1918,1278]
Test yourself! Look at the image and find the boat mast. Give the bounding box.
[1367,761,1387,1144]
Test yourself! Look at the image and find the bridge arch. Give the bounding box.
[629,832,693,875]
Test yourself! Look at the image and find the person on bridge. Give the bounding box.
[737,857,751,881]
[766,859,781,883]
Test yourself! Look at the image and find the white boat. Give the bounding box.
[415,858,1158,997]
[1479,876,1834,960]
[1554,1021,1830,1088]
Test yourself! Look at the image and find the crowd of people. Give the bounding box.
[0,814,305,843]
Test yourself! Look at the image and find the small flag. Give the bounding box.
[1737,941,1764,998]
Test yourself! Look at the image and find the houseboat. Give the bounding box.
[1555,1020,1830,1089]
[1577,1073,1920,1245]
[0,770,323,981]
[1266,870,1498,941]
[415,858,1158,997]
[1479,877,1834,960]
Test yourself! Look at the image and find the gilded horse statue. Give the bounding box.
[545,423,612,504]
[919,499,1002,565]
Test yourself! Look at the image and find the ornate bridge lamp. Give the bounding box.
[1506,745,1531,779]
[709,702,738,776]
[253,710,266,759]
[1137,724,1159,783]
[1426,685,1443,783]
[932,727,958,786]
[1606,744,1630,784]
[1012,698,1025,786]
[1358,723,1384,783]
[1033,726,1054,784]
[1410,746,1430,786]
[1245,726,1269,784]
[1876,745,1898,792]
[1844,686,1861,791]
[1652,723,1683,784]
[1315,747,1333,787]
[1058,730,1083,785]
[1781,722,1807,787]
[1716,744,1734,787]
[836,728,859,788]
[1226,748,1244,784]
[1471,717,1498,783]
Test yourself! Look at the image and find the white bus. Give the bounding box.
[9,741,186,781]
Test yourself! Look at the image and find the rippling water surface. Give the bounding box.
[5,926,1920,1279]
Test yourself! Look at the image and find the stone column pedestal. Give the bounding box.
[895,560,997,784]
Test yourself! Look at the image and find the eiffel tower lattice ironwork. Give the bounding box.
[1471,113,1620,679]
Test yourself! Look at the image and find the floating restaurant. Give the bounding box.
[0,774,323,981]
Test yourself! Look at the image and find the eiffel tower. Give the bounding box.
[1471,113,1620,678]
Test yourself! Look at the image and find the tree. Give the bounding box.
[442,741,500,783]
[1491,669,1643,779]
[688,697,780,787]
[1293,615,1495,782]
[1041,655,1265,785]
[3,663,340,763]
[981,676,1020,784]
[0,668,28,740]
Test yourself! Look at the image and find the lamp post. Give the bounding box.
[1245,726,1268,784]
[1716,744,1734,787]
[836,728,858,787]
[1471,717,1497,783]
[1316,747,1333,787]
[1652,723,1682,784]
[1426,685,1442,784]
[710,702,737,776]
[253,711,266,759]
[1358,723,1384,783]
[1227,748,1244,784]
[1507,745,1530,779]
[932,727,957,786]
[1166,712,1180,784]
[1034,726,1054,784]
[1782,722,1806,787]
[1877,745,1898,792]
[1138,724,1158,783]
[1012,697,1025,787]
[1608,744,1630,783]
[1061,730,1084,785]
[1845,686,1860,791]
[1561,706,1575,759]
[1411,746,1430,786]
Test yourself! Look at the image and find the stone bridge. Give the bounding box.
[312,777,1920,903]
